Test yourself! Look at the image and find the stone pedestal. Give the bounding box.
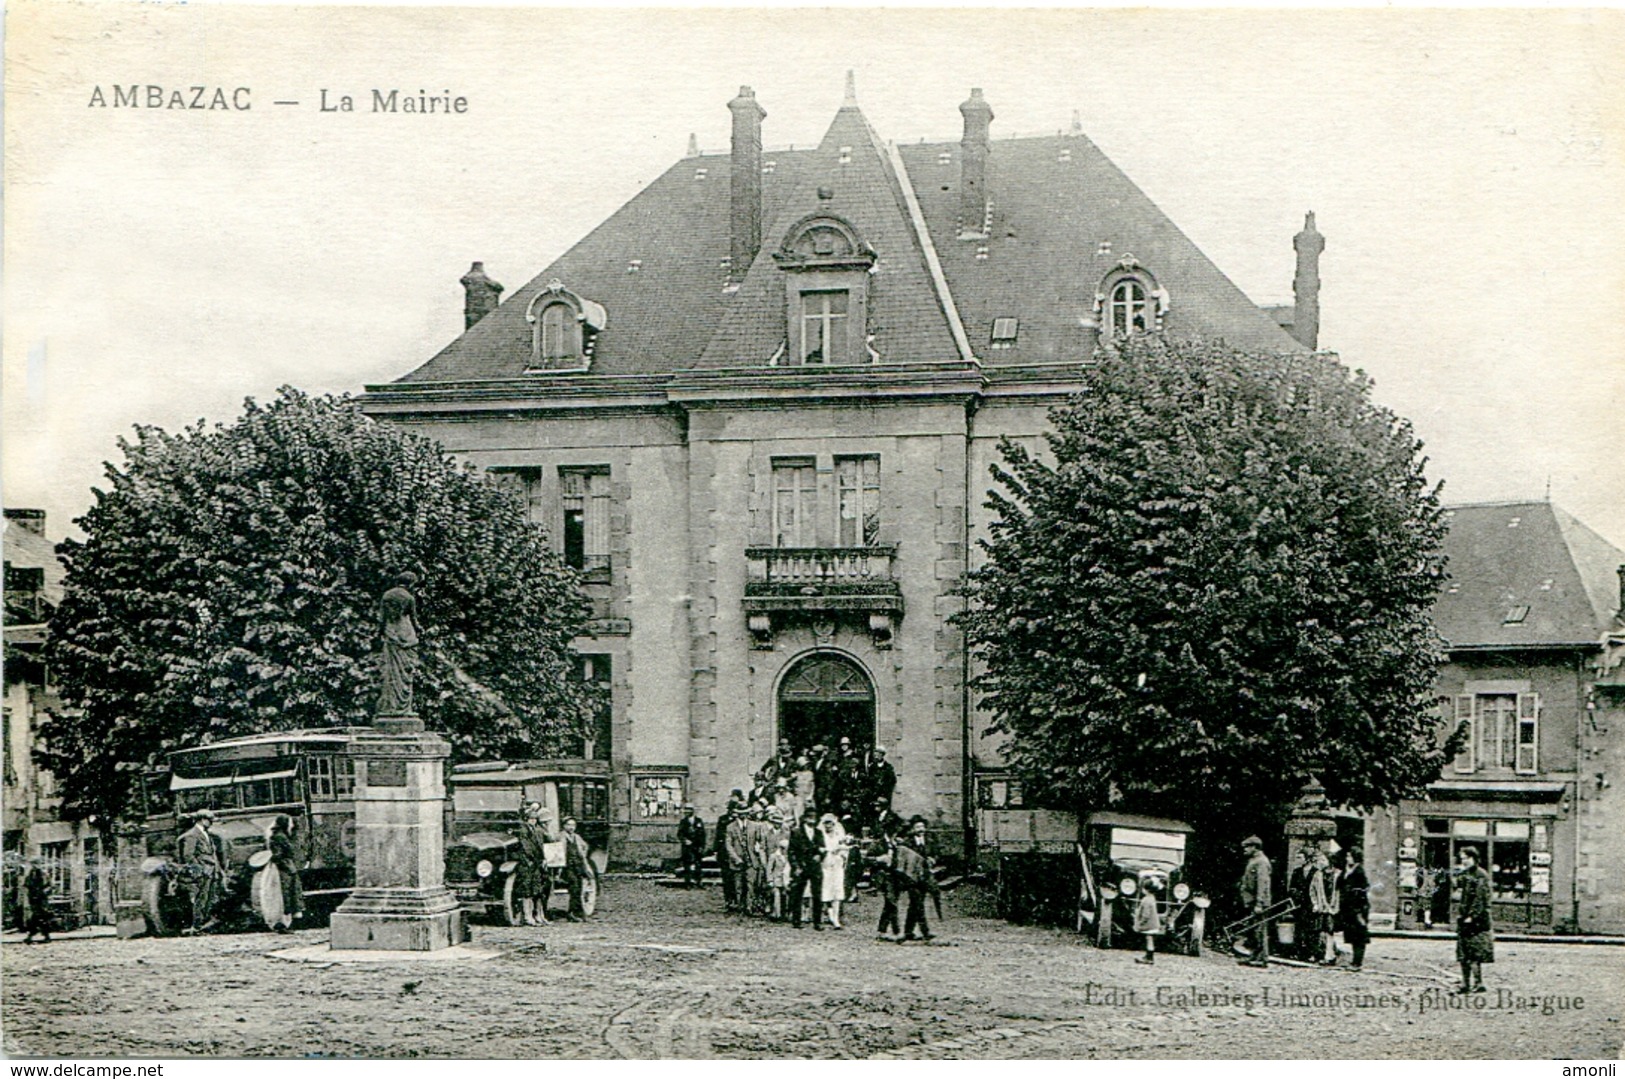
[330,723,467,951]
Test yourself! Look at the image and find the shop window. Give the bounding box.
[772,459,818,547]
[561,468,612,575]
[835,456,881,547]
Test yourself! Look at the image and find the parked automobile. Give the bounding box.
[444,759,611,925]
[1077,811,1208,955]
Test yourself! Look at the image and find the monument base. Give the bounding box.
[330,887,468,951]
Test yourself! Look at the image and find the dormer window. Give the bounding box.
[1094,257,1170,339]
[773,214,876,367]
[525,280,606,372]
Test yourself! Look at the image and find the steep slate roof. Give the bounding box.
[393,95,1302,386]
[2,518,66,606]
[694,101,963,369]
[1435,502,1624,649]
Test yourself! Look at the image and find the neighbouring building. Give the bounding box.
[362,79,1318,865]
[1364,501,1625,934]
[2,509,113,926]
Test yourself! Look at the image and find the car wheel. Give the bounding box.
[1187,909,1205,957]
[580,874,598,917]
[141,873,178,937]
[1095,903,1113,949]
[495,873,520,927]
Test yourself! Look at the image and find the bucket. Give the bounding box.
[1277,919,1296,945]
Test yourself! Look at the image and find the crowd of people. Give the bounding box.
[1233,836,1371,970]
[674,738,941,941]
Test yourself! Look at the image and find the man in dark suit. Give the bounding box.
[787,807,826,930]
[865,745,897,824]
[1238,835,1273,967]
[560,817,597,921]
[677,805,706,888]
[179,809,227,934]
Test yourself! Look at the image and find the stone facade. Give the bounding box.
[362,82,1314,867]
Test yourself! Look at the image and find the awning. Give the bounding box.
[1426,780,1566,803]
[171,768,296,792]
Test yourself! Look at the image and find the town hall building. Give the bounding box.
[361,79,1321,865]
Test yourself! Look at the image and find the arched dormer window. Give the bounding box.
[772,214,877,367]
[525,280,607,371]
[1094,257,1170,339]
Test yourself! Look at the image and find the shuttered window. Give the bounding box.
[561,468,611,573]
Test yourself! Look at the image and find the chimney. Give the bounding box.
[1291,211,1325,349]
[728,85,766,278]
[460,262,503,329]
[959,88,994,238]
[3,508,45,537]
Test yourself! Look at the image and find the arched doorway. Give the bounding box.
[777,653,875,754]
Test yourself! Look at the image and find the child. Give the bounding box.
[1133,877,1162,965]
[768,838,792,921]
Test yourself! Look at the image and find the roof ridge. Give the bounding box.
[887,140,976,366]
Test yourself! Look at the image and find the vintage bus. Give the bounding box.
[118,729,612,935]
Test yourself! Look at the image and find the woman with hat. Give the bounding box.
[515,801,552,926]
[267,814,305,933]
[1454,846,1494,993]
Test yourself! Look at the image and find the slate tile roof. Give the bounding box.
[1436,501,1624,649]
[392,95,1303,387]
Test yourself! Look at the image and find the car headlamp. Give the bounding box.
[1173,882,1191,901]
[476,859,494,879]
[1119,876,1137,896]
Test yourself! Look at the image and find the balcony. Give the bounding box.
[743,545,903,649]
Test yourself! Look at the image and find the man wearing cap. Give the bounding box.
[677,805,706,889]
[1238,836,1273,967]
[179,809,228,934]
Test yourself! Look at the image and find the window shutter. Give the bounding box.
[1515,693,1539,774]
[1453,695,1476,773]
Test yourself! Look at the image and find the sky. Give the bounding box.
[5,4,1624,549]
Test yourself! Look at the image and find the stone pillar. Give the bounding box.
[329,727,467,951]
[1281,776,1336,951]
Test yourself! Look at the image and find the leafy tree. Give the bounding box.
[961,338,1452,847]
[41,388,598,824]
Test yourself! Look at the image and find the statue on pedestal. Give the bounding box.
[377,571,421,717]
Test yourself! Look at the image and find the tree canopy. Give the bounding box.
[41,388,598,824]
[961,338,1452,842]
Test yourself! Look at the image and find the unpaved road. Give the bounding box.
[3,879,1619,1059]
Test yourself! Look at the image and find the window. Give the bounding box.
[537,303,577,362]
[1095,259,1168,338]
[835,456,880,546]
[561,468,611,573]
[308,755,355,801]
[1454,692,1540,774]
[989,317,1018,349]
[574,654,613,761]
[1108,278,1149,336]
[799,290,849,364]
[40,841,70,897]
[772,460,818,547]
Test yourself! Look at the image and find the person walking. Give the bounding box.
[267,814,305,933]
[559,817,597,922]
[1133,877,1162,964]
[787,808,826,930]
[1454,847,1494,994]
[818,814,850,929]
[1339,847,1371,971]
[677,805,706,889]
[1237,835,1272,967]
[895,817,939,942]
[20,859,52,944]
[868,827,901,940]
[516,801,552,925]
[179,809,227,934]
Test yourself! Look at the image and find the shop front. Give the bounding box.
[1392,782,1569,933]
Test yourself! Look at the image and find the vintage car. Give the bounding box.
[444,759,611,925]
[124,728,367,935]
[1076,811,1208,954]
